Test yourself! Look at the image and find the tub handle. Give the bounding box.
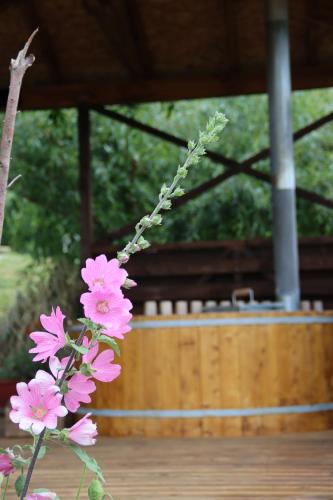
[232,288,255,305]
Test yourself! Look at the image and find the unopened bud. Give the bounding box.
[117,251,129,264]
[187,139,196,151]
[138,236,150,249]
[151,214,162,225]
[177,166,188,178]
[123,278,137,289]
[172,187,185,197]
[161,199,172,210]
[140,215,152,228]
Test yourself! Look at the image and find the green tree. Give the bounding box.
[3,88,333,259]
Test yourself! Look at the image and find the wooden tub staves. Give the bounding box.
[84,311,333,437]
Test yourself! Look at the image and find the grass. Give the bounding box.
[0,246,31,319]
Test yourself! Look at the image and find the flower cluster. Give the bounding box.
[80,254,132,339]
[6,254,132,498]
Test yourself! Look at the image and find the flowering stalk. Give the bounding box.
[117,111,228,264]
[3,111,227,499]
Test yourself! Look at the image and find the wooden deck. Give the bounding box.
[2,431,333,499]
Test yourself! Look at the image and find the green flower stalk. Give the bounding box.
[117,111,228,263]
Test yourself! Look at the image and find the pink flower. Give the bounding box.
[65,373,96,413]
[81,254,127,292]
[68,413,97,445]
[35,357,96,413]
[29,307,66,363]
[80,289,132,326]
[27,492,58,499]
[102,311,132,339]
[9,379,67,434]
[82,338,121,382]
[0,453,14,476]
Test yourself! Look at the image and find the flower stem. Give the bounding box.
[1,476,9,499]
[118,111,227,264]
[75,464,87,500]
[19,326,87,499]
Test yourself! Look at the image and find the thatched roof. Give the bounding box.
[1,0,333,109]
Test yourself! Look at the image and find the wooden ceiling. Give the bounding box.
[1,0,333,110]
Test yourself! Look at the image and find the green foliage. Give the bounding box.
[69,444,105,483]
[0,258,80,361]
[15,474,25,497]
[2,89,333,259]
[98,335,120,356]
[0,247,31,319]
[0,342,42,380]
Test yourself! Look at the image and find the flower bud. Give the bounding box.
[123,278,137,289]
[172,187,185,197]
[88,478,104,500]
[161,199,172,210]
[151,214,162,225]
[137,236,150,249]
[117,251,129,264]
[177,166,188,178]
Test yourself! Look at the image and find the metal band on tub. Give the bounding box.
[77,402,333,418]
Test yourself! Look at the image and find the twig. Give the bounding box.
[7,174,22,188]
[19,326,87,499]
[0,29,38,244]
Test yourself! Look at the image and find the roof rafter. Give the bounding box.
[18,0,64,82]
[8,62,333,110]
[83,0,152,77]
[221,0,240,71]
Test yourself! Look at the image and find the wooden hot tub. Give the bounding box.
[86,311,333,437]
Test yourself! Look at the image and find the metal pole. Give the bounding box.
[266,0,300,310]
[78,104,92,262]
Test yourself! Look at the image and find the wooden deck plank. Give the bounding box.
[1,432,333,498]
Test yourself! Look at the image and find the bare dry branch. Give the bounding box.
[0,28,38,244]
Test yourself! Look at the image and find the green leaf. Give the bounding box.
[15,474,25,497]
[0,472,4,486]
[70,342,89,355]
[88,478,105,500]
[37,445,47,460]
[78,318,97,329]
[69,444,105,483]
[78,318,101,331]
[11,457,29,469]
[99,335,120,356]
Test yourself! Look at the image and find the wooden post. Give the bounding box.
[267,0,300,310]
[78,104,92,262]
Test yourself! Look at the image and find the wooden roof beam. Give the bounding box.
[221,0,240,71]
[124,0,154,77]
[11,63,333,110]
[22,0,64,82]
[83,0,151,77]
